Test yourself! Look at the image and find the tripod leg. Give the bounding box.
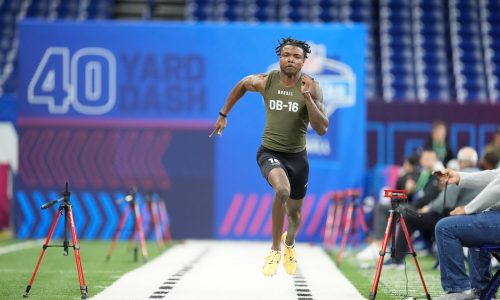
[323,201,335,249]
[331,202,344,249]
[159,201,172,244]
[23,209,62,298]
[133,202,149,262]
[106,205,130,261]
[338,202,354,264]
[369,210,395,300]
[150,201,164,250]
[356,206,369,235]
[327,203,339,249]
[399,216,431,300]
[67,207,88,299]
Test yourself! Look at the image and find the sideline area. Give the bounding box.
[92,240,363,300]
[0,239,42,255]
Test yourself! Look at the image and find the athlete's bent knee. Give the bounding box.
[274,186,290,203]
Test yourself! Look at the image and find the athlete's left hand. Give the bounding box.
[301,75,314,96]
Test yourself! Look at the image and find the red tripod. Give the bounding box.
[144,192,165,250]
[323,191,345,250]
[23,183,88,299]
[337,189,368,264]
[369,189,431,300]
[158,197,172,244]
[323,191,341,250]
[106,188,148,262]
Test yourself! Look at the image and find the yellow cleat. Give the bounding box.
[263,250,281,276]
[282,231,297,275]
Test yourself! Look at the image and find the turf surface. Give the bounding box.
[1,236,498,300]
[331,249,500,300]
[0,238,172,300]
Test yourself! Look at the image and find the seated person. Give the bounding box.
[480,126,500,168]
[434,166,500,299]
[480,150,499,171]
[405,149,443,209]
[390,147,481,266]
[358,150,442,261]
[357,154,420,260]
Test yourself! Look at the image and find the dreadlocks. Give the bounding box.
[275,37,311,59]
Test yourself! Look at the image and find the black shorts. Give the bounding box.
[256,145,309,200]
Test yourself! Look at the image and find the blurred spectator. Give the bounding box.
[357,154,420,261]
[480,127,500,169]
[480,151,499,171]
[391,147,481,266]
[446,158,460,171]
[357,150,443,261]
[395,154,420,190]
[406,149,443,209]
[423,120,454,166]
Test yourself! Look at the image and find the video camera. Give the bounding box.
[383,189,408,209]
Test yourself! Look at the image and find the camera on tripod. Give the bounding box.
[369,188,431,300]
[384,189,408,209]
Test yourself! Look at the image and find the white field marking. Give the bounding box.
[0,239,43,255]
[92,240,364,300]
[92,240,206,300]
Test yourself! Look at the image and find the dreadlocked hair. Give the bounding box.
[275,37,311,59]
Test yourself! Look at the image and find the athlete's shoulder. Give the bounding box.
[268,69,279,76]
[241,73,268,93]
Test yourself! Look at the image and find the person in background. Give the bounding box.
[405,149,443,209]
[356,154,421,261]
[480,127,500,169]
[390,147,481,267]
[480,151,499,171]
[423,120,454,166]
[396,154,421,190]
[434,166,500,299]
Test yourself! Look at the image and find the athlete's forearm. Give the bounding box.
[304,93,328,135]
[219,80,248,115]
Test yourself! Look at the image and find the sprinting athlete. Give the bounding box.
[210,37,329,276]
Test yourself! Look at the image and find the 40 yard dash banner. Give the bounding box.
[16,20,366,241]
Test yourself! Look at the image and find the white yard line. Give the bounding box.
[0,240,42,255]
[92,241,364,300]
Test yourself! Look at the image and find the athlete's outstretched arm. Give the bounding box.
[209,74,267,138]
[301,76,328,136]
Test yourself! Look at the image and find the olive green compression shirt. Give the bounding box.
[261,70,309,153]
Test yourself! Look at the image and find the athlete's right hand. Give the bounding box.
[433,168,460,185]
[209,116,227,138]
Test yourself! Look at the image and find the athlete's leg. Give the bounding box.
[268,168,291,251]
[285,198,304,246]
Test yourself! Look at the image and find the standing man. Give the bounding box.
[210,37,329,276]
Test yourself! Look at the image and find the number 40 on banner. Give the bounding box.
[27,47,117,115]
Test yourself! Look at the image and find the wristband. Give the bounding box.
[219,111,228,118]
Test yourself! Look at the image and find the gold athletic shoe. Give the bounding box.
[282,231,297,275]
[262,250,281,276]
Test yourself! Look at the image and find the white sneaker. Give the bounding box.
[435,289,474,300]
[356,243,381,260]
